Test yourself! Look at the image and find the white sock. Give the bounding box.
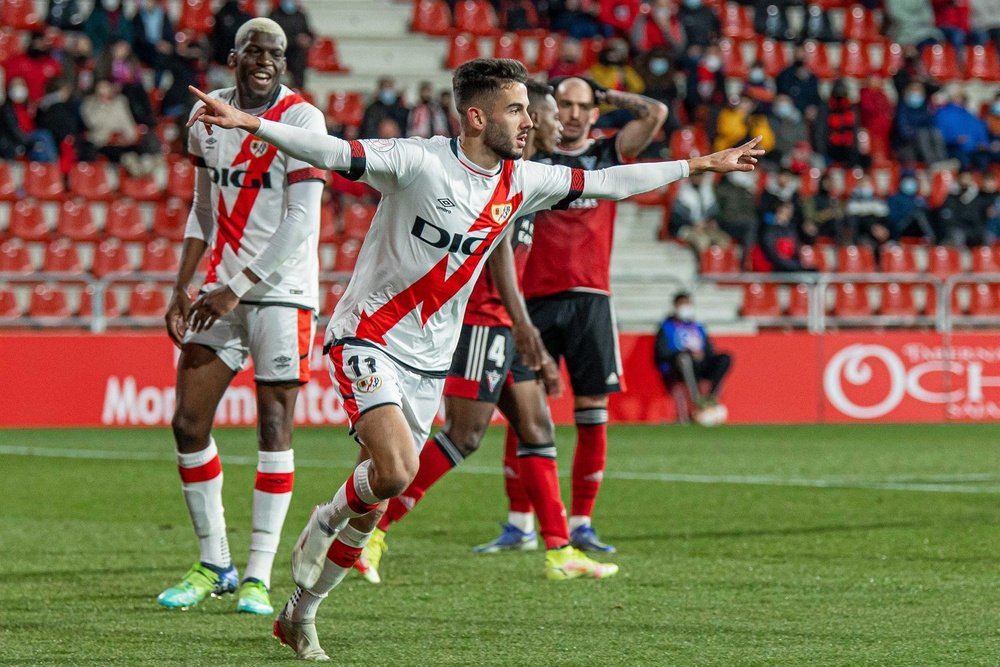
[291,524,374,621]
[508,511,535,534]
[244,449,294,588]
[177,438,231,568]
[316,460,381,531]
[568,515,591,532]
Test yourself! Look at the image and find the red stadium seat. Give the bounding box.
[0,161,16,201]
[878,41,904,77]
[921,282,962,315]
[319,205,338,243]
[0,0,42,30]
[922,43,960,81]
[166,159,195,201]
[0,29,23,63]
[798,167,822,198]
[307,37,349,74]
[533,34,563,73]
[968,283,1000,316]
[69,162,114,201]
[323,281,347,313]
[29,283,71,319]
[579,37,605,70]
[8,200,49,241]
[454,0,501,37]
[669,126,710,158]
[799,244,829,271]
[840,40,873,79]
[91,237,133,277]
[0,238,34,273]
[141,238,179,273]
[926,245,961,278]
[842,5,881,43]
[967,44,1000,82]
[128,283,167,317]
[178,0,215,34]
[740,283,780,317]
[56,199,100,242]
[832,282,872,316]
[411,0,452,36]
[104,199,148,241]
[928,170,957,208]
[802,41,835,80]
[879,244,917,273]
[42,238,83,274]
[446,33,482,69]
[493,33,524,62]
[326,91,365,128]
[333,238,361,272]
[237,0,258,15]
[721,3,754,40]
[78,284,122,318]
[0,287,20,319]
[119,171,161,202]
[700,245,739,273]
[877,283,917,316]
[786,283,811,316]
[971,245,1000,272]
[756,38,789,78]
[24,162,64,201]
[718,38,748,78]
[152,198,188,242]
[836,245,875,273]
[342,203,376,240]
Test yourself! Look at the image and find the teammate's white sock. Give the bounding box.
[177,438,231,568]
[316,460,381,532]
[245,449,294,588]
[568,515,591,532]
[508,511,535,534]
[291,524,375,621]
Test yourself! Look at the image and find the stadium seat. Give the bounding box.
[28,283,70,319]
[879,244,917,273]
[119,171,161,202]
[786,283,811,316]
[8,200,49,241]
[91,237,133,277]
[493,33,525,62]
[836,245,875,273]
[323,281,347,313]
[342,203,376,240]
[669,126,710,158]
[446,33,482,69]
[756,38,789,78]
[921,282,962,315]
[877,282,917,316]
[0,0,42,30]
[237,0,258,15]
[802,41,835,80]
[971,245,1000,272]
[840,40,873,79]
[141,238,179,273]
[0,161,16,201]
[56,199,100,242]
[926,245,961,278]
[69,162,114,201]
[740,283,780,317]
[700,245,740,273]
[0,238,34,273]
[319,205,338,243]
[968,283,1000,316]
[42,238,84,274]
[166,160,195,201]
[454,0,501,36]
[842,5,881,43]
[721,3,754,40]
[333,238,361,272]
[831,282,871,316]
[128,283,167,317]
[178,0,215,34]
[579,37,605,70]
[326,91,365,128]
[718,38,748,78]
[78,284,122,318]
[104,199,148,241]
[928,170,957,208]
[799,244,829,271]
[922,43,960,81]
[24,162,64,201]
[878,41,904,77]
[0,29,23,63]
[0,287,20,319]
[307,37,349,73]
[967,44,1000,82]
[411,0,452,36]
[152,198,188,242]
[533,34,563,73]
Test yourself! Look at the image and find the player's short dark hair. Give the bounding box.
[524,79,553,113]
[673,292,691,306]
[452,58,529,115]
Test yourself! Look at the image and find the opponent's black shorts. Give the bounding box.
[527,291,623,396]
[445,324,538,403]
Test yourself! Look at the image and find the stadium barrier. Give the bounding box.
[2,330,998,427]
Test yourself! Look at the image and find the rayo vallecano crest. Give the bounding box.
[248,138,271,158]
[491,202,513,225]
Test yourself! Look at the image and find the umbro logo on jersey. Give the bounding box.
[411,216,489,255]
[437,198,456,207]
[205,137,217,148]
[273,355,293,368]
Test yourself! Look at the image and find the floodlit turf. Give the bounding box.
[1,424,999,666]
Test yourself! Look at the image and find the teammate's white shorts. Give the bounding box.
[184,303,316,383]
[328,341,443,450]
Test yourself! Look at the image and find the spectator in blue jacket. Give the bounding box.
[654,293,732,410]
[893,82,948,165]
[934,91,991,170]
[887,169,936,242]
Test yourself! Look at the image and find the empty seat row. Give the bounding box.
[0,161,193,203]
[0,282,169,320]
[0,198,189,243]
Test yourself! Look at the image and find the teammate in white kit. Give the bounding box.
[157,18,326,617]
[188,58,763,660]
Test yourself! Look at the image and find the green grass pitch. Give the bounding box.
[1,424,998,666]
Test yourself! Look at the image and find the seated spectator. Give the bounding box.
[715,170,758,247]
[935,169,991,246]
[160,30,208,119]
[783,140,825,176]
[893,82,949,165]
[406,81,450,139]
[753,1,793,41]
[759,166,803,223]
[589,39,645,127]
[47,0,84,31]
[500,0,540,32]
[859,76,895,162]
[670,172,730,253]
[714,95,774,153]
[84,0,134,55]
[549,0,603,40]
[885,0,943,48]
[801,173,847,244]
[684,47,727,123]
[971,0,1000,47]
[360,78,410,140]
[775,46,822,123]
[799,3,837,42]
[932,0,971,62]
[95,39,155,127]
[892,45,942,98]
[933,90,991,170]
[677,0,720,48]
[845,175,891,248]
[654,292,732,418]
[131,0,175,86]
[212,0,253,66]
[887,169,936,242]
[80,79,157,173]
[769,94,807,165]
[269,0,313,89]
[825,81,860,167]
[985,93,1000,150]
[743,63,775,105]
[0,77,59,162]
[548,37,588,79]
[634,47,681,142]
[635,0,685,57]
[3,31,63,103]
[751,201,814,271]
[37,77,95,162]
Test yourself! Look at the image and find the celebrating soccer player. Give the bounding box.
[187,57,762,660]
[157,18,326,617]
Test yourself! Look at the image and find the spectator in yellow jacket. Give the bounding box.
[714,94,775,153]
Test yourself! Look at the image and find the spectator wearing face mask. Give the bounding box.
[825,81,860,167]
[269,0,313,89]
[360,77,410,140]
[933,90,991,170]
[3,31,63,103]
[677,0,720,48]
[0,77,60,162]
[845,175,891,249]
[589,38,645,114]
[935,170,991,246]
[801,173,847,244]
[775,45,822,123]
[893,82,949,165]
[685,46,727,122]
[892,45,942,98]
[716,170,759,247]
[633,47,681,145]
[743,63,775,105]
[887,169,936,242]
[769,93,807,165]
[84,0,134,55]
[859,76,895,161]
[406,81,450,139]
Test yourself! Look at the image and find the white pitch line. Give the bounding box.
[2,444,999,495]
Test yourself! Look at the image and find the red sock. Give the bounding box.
[503,425,532,513]
[378,433,464,532]
[571,409,608,519]
[517,443,569,549]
